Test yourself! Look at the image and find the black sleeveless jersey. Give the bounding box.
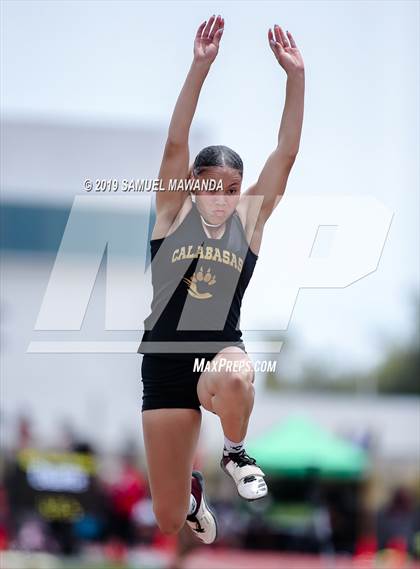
[137,200,258,358]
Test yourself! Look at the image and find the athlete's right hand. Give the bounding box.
[193,15,224,66]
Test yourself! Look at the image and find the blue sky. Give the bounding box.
[2,0,419,376]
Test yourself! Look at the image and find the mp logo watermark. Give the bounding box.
[27,194,393,356]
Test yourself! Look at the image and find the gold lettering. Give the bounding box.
[172,244,244,272]
[186,245,195,259]
[213,248,222,263]
[172,249,179,262]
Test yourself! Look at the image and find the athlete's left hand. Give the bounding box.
[268,25,304,75]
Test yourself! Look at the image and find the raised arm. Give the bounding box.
[243,25,304,236]
[155,15,224,223]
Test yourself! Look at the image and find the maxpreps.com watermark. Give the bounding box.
[83,178,224,192]
[193,357,277,374]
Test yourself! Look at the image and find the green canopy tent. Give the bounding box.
[247,415,369,480]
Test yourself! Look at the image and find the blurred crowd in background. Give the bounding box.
[1,412,419,568]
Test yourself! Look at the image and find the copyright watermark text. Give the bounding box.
[83,178,224,192]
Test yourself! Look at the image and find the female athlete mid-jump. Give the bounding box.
[138,14,304,543]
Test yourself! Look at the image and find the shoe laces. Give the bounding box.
[228,449,257,467]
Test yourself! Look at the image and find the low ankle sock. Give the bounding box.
[223,435,245,456]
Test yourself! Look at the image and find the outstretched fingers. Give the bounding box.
[213,18,224,46]
[196,20,207,39]
[202,14,216,39]
[268,27,283,56]
[274,24,289,48]
[286,30,297,48]
[194,14,225,63]
[269,25,298,54]
[209,14,223,42]
[197,14,224,46]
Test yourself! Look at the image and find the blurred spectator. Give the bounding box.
[105,453,148,545]
[14,514,54,552]
[377,486,420,557]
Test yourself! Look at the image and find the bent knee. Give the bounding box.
[224,369,254,394]
[156,516,185,536]
[153,507,186,535]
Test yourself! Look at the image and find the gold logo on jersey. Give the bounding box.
[183,266,217,300]
[172,245,243,272]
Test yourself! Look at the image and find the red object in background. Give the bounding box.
[387,537,408,554]
[153,530,177,553]
[104,539,127,564]
[110,463,148,517]
[353,536,377,569]
[0,526,8,550]
[354,535,378,556]
[0,486,9,550]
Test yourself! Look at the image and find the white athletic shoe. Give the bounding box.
[186,471,218,544]
[221,449,268,501]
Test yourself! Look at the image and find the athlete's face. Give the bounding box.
[191,166,242,225]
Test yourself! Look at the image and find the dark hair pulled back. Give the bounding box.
[192,145,243,177]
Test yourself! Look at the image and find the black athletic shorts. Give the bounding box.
[141,352,219,412]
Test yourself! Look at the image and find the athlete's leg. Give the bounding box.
[141,408,201,535]
[196,346,255,442]
[196,347,267,501]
